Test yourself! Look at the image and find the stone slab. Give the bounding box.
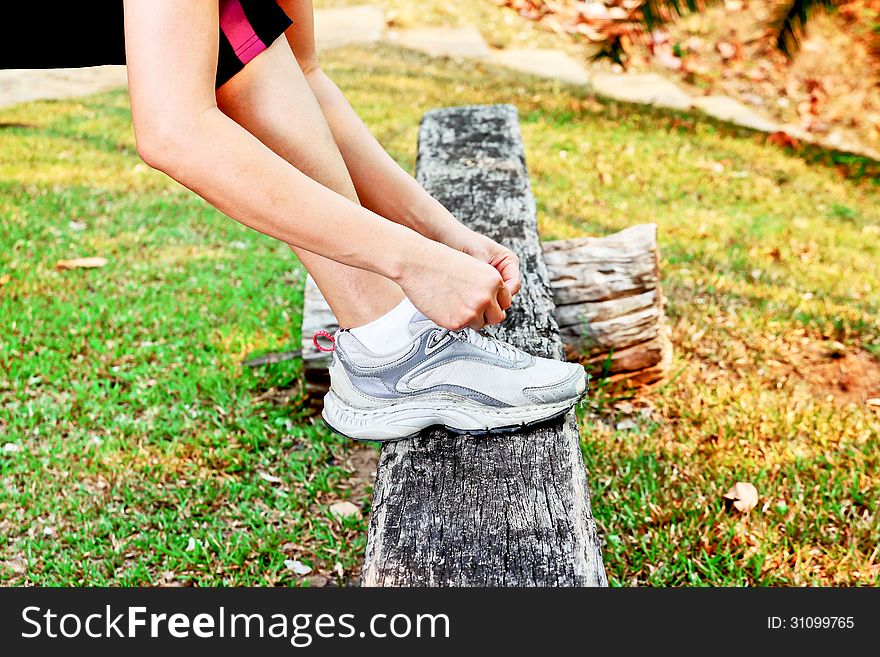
[386,26,491,60]
[490,48,589,85]
[314,6,386,51]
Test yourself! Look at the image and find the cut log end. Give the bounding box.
[545,223,671,388]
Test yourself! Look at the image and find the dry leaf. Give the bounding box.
[257,470,282,484]
[716,41,737,60]
[766,132,800,150]
[329,501,361,519]
[55,257,108,270]
[867,398,880,408]
[723,481,759,513]
[0,274,10,286]
[1,558,26,575]
[284,559,312,576]
[654,49,682,71]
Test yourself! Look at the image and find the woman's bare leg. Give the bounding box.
[215,38,405,329]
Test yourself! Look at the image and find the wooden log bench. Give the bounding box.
[300,104,669,585]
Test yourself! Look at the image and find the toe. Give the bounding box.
[523,361,587,404]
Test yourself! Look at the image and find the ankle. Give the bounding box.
[348,297,421,354]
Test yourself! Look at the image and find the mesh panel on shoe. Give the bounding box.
[336,331,421,368]
[404,357,575,407]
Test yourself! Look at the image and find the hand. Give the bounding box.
[443,226,521,306]
[395,238,511,331]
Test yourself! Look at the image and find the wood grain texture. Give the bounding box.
[360,104,607,586]
[545,224,671,382]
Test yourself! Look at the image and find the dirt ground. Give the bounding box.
[651,1,880,156]
[771,339,880,407]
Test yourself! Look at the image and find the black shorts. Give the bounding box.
[0,0,292,90]
[217,0,293,89]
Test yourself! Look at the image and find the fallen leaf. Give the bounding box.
[0,274,10,286]
[766,132,800,150]
[284,559,312,576]
[723,482,759,513]
[2,442,22,454]
[68,221,87,232]
[717,41,737,60]
[825,341,847,359]
[1,558,26,575]
[615,401,634,415]
[304,574,330,587]
[55,257,108,270]
[654,50,682,71]
[280,541,300,555]
[329,501,361,519]
[158,571,185,587]
[185,537,197,552]
[867,398,880,408]
[334,562,344,577]
[258,470,282,484]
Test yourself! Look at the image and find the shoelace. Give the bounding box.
[433,327,521,361]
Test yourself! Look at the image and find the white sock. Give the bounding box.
[349,297,422,354]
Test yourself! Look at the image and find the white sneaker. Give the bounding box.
[321,311,587,441]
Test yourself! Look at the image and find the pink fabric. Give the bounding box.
[219,0,268,64]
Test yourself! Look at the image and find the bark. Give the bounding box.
[543,224,672,384]
[358,105,605,586]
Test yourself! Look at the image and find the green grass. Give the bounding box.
[2,43,879,586]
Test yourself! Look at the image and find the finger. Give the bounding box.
[508,274,521,297]
[496,255,521,297]
[497,283,512,311]
[483,298,506,326]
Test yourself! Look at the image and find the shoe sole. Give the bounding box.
[321,388,587,443]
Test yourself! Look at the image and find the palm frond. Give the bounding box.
[765,0,841,58]
[589,0,721,64]
[640,0,720,30]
